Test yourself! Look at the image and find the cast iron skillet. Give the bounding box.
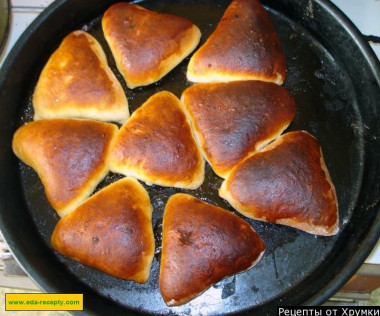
[0,0,379,314]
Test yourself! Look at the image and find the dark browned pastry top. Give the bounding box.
[181,80,296,178]
[51,177,155,283]
[102,2,201,88]
[159,193,265,306]
[109,91,204,189]
[220,131,339,236]
[187,0,286,84]
[33,30,128,123]
[12,118,118,217]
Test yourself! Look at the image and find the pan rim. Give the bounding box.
[296,0,380,306]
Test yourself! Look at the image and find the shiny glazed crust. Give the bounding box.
[159,193,265,306]
[187,0,286,84]
[33,30,129,124]
[219,131,339,236]
[181,81,296,178]
[109,91,204,189]
[102,2,201,89]
[51,177,155,283]
[12,119,118,217]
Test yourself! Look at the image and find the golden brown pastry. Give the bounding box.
[181,81,296,178]
[12,119,118,217]
[102,2,201,89]
[33,30,129,124]
[109,91,204,189]
[187,0,285,84]
[220,131,339,236]
[51,177,155,283]
[159,193,265,306]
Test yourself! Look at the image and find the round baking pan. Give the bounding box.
[0,0,379,314]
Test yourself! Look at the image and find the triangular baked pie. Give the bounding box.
[102,2,201,88]
[159,193,265,306]
[109,91,204,189]
[12,118,118,217]
[51,177,155,283]
[181,80,296,178]
[33,30,128,124]
[187,0,286,84]
[220,131,339,236]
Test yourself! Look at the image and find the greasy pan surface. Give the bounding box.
[0,0,379,314]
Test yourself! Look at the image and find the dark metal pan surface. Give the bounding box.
[0,0,379,315]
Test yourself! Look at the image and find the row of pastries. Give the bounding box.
[12,0,338,307]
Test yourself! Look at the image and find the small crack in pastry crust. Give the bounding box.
[51,177,155,283]
[33,30,129,124]
[181,80,296,178]
[159,193,265,306]
[109,91,204,189]
[187,0,286,84]
[102,2,201,89]
[12,118,118,217]
[220,131,339,236]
